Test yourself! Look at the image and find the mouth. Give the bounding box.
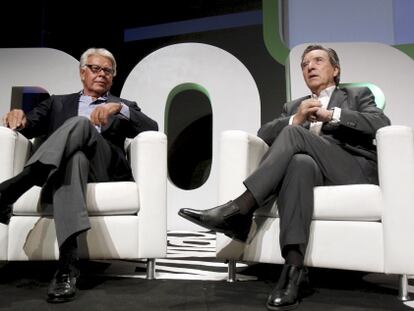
[308,74,318,79]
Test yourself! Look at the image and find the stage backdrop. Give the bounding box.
[1,0,414,230]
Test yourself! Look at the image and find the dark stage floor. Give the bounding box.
[0,231,413,310]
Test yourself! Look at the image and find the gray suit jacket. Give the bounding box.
[258,87,391,162]
[19,92,158,181]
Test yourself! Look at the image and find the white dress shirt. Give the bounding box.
[309,86,336,135]
[290,85,341,135]
[78,92,130,132]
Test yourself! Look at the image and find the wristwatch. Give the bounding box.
[329,107,341,124]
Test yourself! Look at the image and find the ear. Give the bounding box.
[80,69,86,81]
[333,66,339,78]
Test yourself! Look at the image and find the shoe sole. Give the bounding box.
[266,300,299,311]
[178,210,249,242]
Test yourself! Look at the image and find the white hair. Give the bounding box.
[79,48,117,76]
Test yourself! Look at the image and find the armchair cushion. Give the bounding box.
[12,182,140,216]
[254,184,382,221]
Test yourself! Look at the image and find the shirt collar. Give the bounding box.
[79,90,109,102]
[315,85,336,99]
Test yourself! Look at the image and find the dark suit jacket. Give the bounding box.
[19,92,158,180]
[258,87,391,162]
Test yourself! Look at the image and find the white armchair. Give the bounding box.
[216,126,414,300]
[0,127,167,279]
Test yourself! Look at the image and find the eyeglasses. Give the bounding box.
[84,64,115,76]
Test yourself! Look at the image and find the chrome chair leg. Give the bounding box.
[398,274,411,301]
[227,259,237,282]
[146,258,156,280]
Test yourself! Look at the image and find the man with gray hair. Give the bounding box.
[0,48,158,303]
[179,45,391,310]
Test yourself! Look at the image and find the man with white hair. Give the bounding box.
[0,47,158,303]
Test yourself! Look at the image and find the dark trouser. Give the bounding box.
[24,116,122,247]
[244,125,377,256]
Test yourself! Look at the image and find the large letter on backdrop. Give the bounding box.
[0,48,81,117]
[121,43,261,230]
[0,48,80,258]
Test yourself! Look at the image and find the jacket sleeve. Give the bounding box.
[326,87,391,138]
[18,96,53,139]
[114,99,158,138]
[258,97,308,146]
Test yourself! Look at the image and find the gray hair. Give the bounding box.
[301,44,341,85]
[79,48,117,76]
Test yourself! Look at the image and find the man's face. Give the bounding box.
[301,49,339,95]
[80,55,114,97]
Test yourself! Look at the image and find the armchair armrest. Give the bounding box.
[376,125,414,274]
[0,127,31,182]
[0,127,31,260]
[218,130,268,204]
[128,130,167,258]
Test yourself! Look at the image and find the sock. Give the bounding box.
[58,234,79,273]
[283,244,304,267]
[233,189,258,215]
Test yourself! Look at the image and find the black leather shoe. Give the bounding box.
[47,268,79,303]
[0,193,12,225]
[178,201,252,242]
[266,264,309,311]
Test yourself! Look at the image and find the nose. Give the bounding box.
[307,60,315,70]
[306,64,317,75]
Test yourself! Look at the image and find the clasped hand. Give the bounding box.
[293,99,332,125]
[90,102,122,126]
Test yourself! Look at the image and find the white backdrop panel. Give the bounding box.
[121,43,261,230]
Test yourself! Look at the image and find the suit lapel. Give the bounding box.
[327,88,347,110]
[107,94,119,103]
[62,93,81,118]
